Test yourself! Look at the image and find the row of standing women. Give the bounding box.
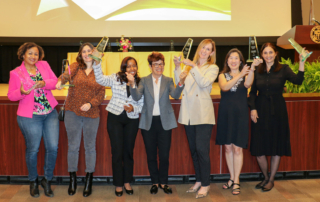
[7,40,308,199]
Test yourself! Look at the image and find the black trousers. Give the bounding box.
[184,124,213,186]
[141,116,172,185]
[107,112,139,186]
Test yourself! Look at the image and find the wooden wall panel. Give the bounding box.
[1,98,320,177]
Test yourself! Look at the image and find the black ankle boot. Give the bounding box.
[41,178,54,197]
[29,178,39,197]
[68,172,77,195]
[83,172,93,197]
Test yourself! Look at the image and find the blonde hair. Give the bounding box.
[193,39,216,65]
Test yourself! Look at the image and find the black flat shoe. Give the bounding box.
[159,184,172,194]
[150,185,158,194]
[124,186,133,195]
[255,180,268,189]
[115,189,123,197]
[262,181,274,192]
[30,178,39,198]
[41,178,54,197]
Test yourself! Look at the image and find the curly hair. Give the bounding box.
[17,42,44,61]
[147,51,165,66]
[76,42,94,69]
[117,57,141,85]
[221,48,245,74]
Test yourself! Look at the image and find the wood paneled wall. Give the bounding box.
[1,97,319,177]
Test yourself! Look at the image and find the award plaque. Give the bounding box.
[89,36,109,62]
[288,38,313,62]
[247,36,260,62]
[61,59,75,88]
[181,38,193,60]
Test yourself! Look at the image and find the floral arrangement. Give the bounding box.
[116,35,133,51]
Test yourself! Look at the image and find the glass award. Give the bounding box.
[288,38,313,62]
[169,40,175,51]
[106,42,112,52]
[89,36,109,62]
[61,59,75,88]
[247,36,260,62]
[16,67,37,91]
[181,38,193,60]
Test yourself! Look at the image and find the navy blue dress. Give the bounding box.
[216,73,249,148]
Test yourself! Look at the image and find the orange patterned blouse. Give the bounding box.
[59,62,105,118]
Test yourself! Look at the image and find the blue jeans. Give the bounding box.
[17,109,59,181]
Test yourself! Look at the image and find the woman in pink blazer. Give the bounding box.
[7,42,59,198]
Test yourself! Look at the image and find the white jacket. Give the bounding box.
[174,64,219,125]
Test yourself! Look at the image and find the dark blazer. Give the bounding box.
[130,74,184,130]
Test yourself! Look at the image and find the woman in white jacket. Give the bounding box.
[173,39,219,199]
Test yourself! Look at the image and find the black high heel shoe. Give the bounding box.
[124,185,133,195]
[83,172,93,197]
[222,179,234,189]
[68,172,77,195]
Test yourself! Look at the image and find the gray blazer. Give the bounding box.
[130,74,184,131]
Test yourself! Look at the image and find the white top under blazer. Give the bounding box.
[92,63,144,118]
[174,63,219,125]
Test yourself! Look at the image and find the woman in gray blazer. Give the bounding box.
[127,51,186,195]
[173,39,219,199]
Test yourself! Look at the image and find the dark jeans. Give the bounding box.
[107,112,139,186]
[185,124,213,186]
[65,111,100,173]
[141,116,172,185]
[17,109,59,181]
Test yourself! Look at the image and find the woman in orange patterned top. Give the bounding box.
[56,42,105,197]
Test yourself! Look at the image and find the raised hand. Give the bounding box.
[179,71,188,85]
[299,48,310,64]
[251,110,259,123]
[125,72,135,86]
[240,64,250,77]
[173,56,182,69]
[123,104,134,113]
[251,58,263,67]
[80,103,91,112]
[182,59,196,68]
[20,82,32,95]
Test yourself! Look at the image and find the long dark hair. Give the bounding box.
[220,48,245,74]
[257,42,282,74]
[117,57,141,85]
[76,42,94,70]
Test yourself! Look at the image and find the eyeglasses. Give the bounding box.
[152,63,164,68]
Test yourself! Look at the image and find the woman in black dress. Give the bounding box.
[216,48,255,195]
[248,43,309,191]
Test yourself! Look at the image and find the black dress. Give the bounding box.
[248,64,304,156]
[216,73,249,148]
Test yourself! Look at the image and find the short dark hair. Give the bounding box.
[17,42,44,61]
[221,48,245,74]
[147,51,165,66]
[117,56,141,85]
[76,42,94,69]
[257,42,282,74]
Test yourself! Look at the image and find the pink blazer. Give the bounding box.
[7,61,58,118]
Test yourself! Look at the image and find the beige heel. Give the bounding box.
[195,186,210,199]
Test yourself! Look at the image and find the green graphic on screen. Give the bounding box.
[37,0,231,21]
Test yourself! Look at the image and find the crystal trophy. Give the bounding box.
[106,42,112,52]
[61,59,75,88]
[89,36,109,62]
[16,67,37,91]
[181,38,193,60]
[288,38,313,62]
[169,40,175,51]
[247,36,260,62]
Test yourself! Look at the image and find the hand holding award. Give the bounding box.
[89,36,109,62]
